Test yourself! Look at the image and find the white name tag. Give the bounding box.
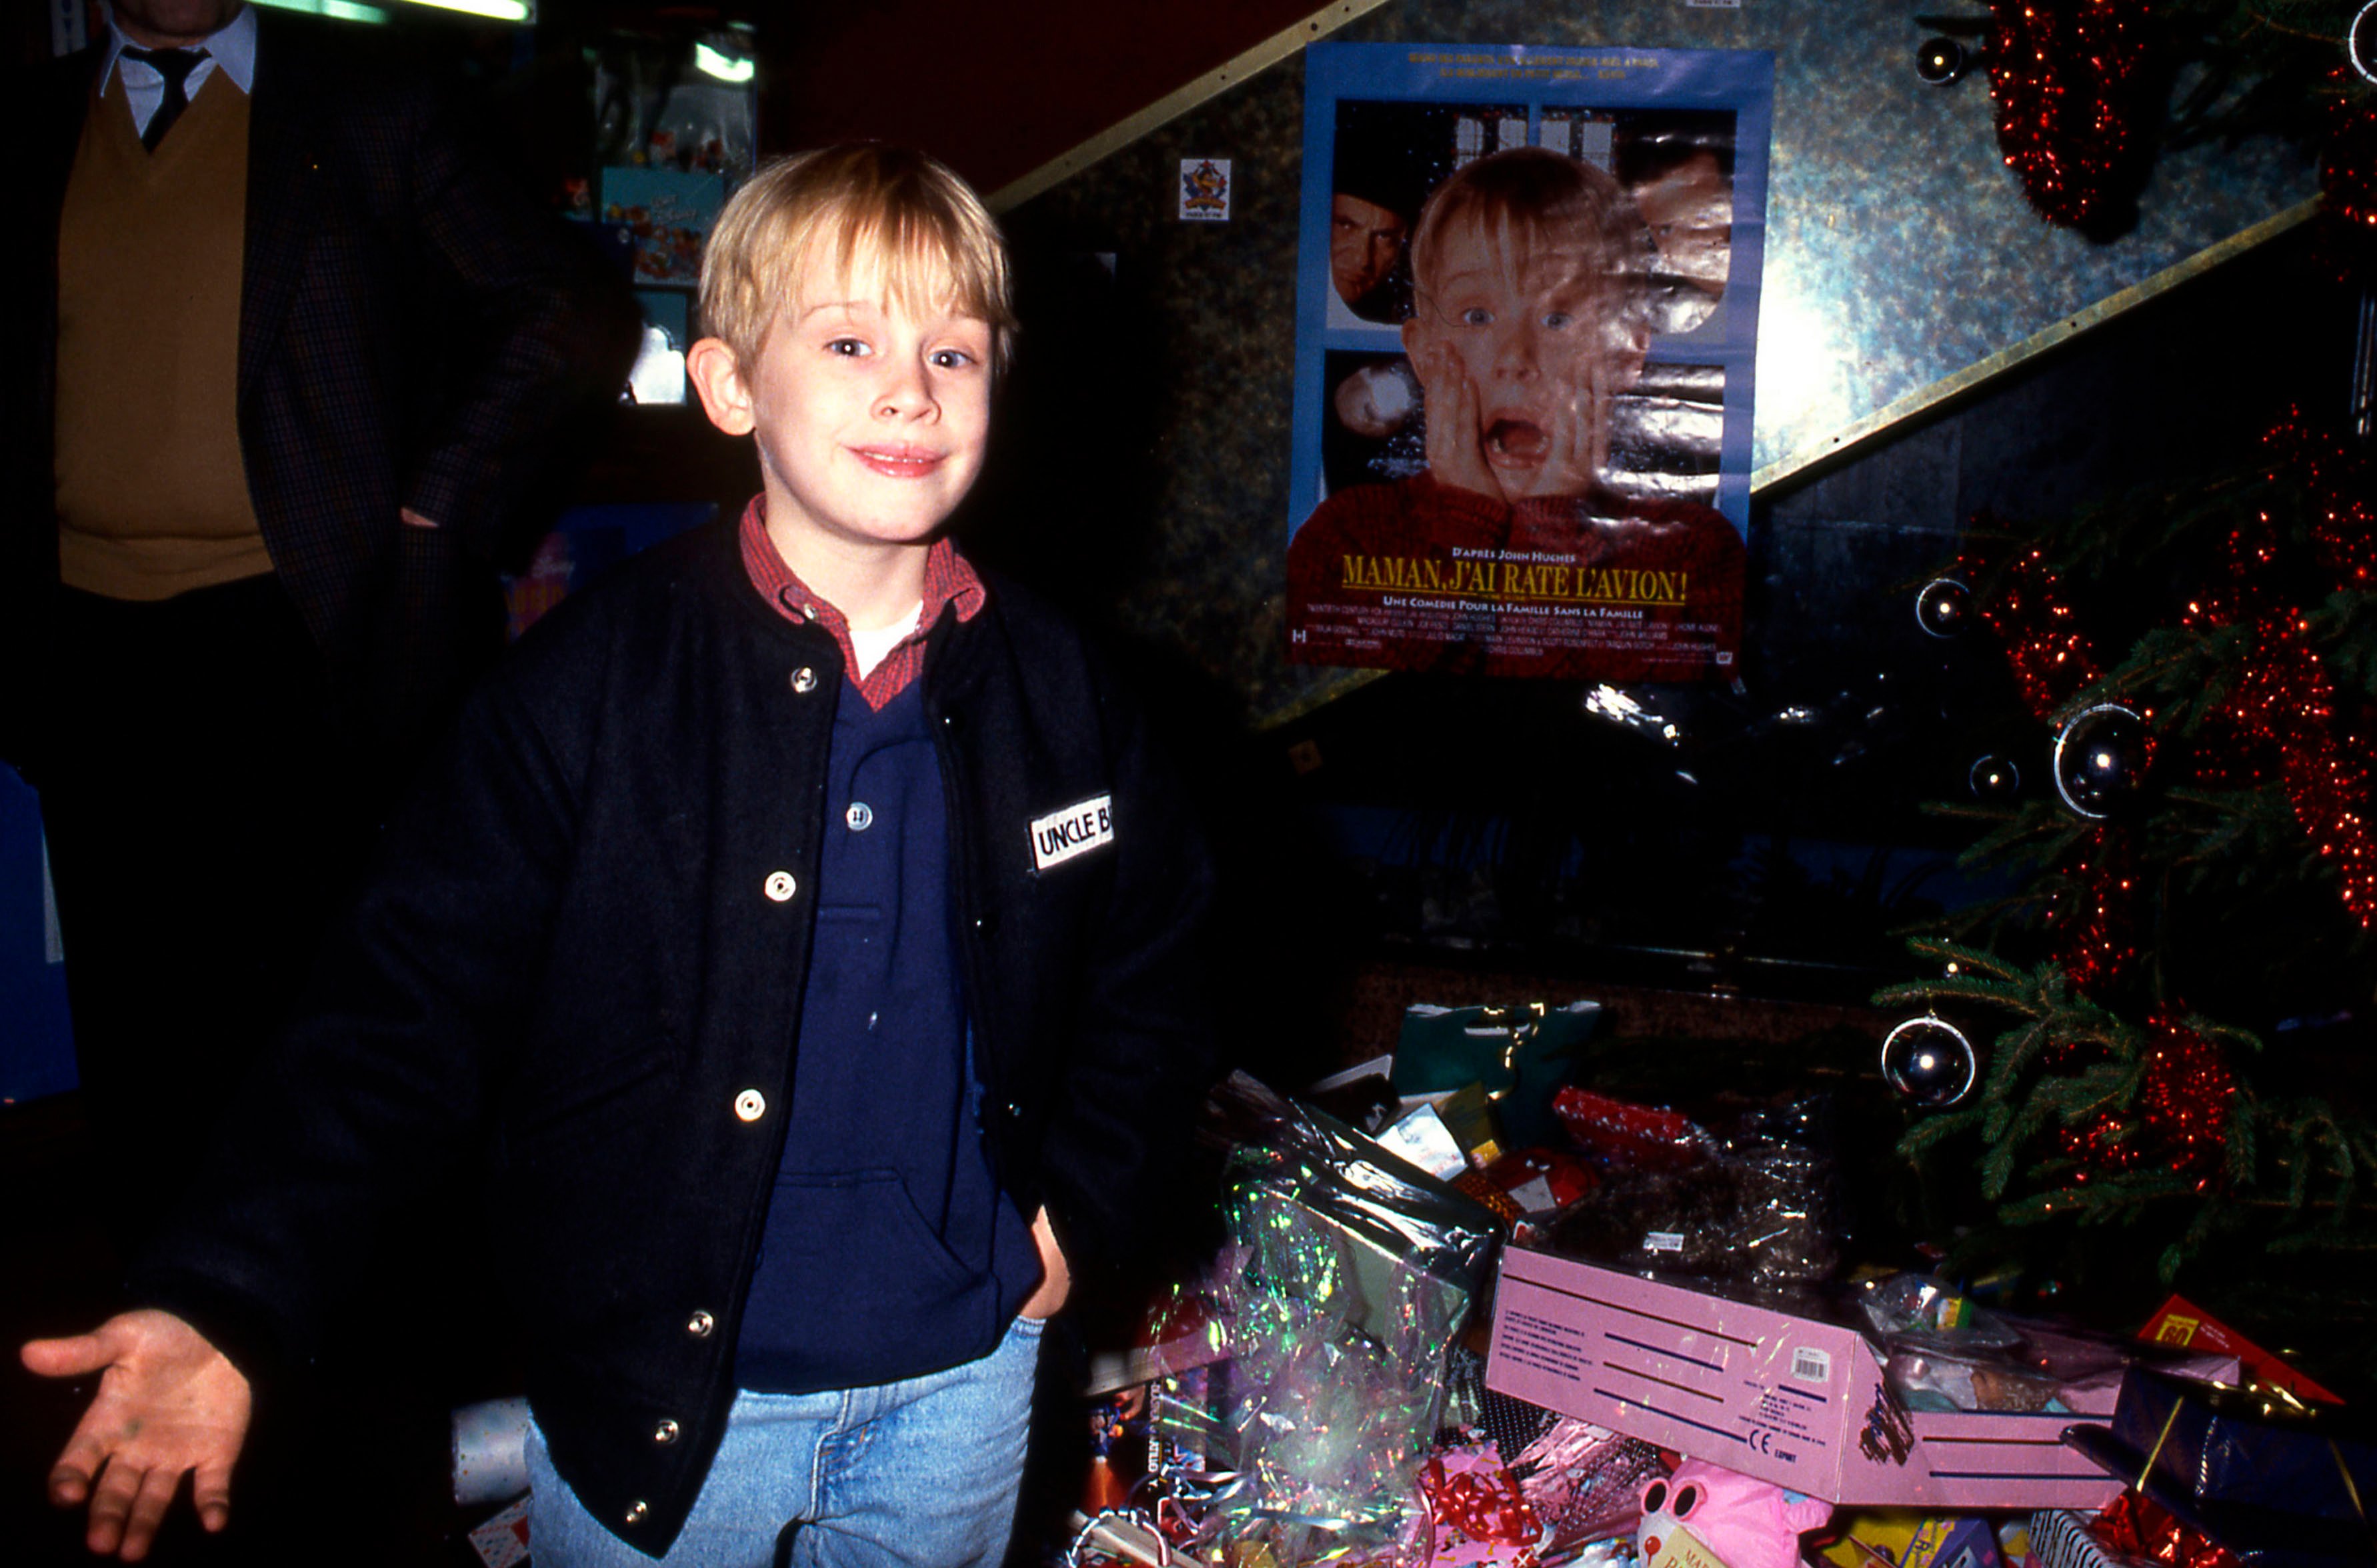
[1029,794,1114,871]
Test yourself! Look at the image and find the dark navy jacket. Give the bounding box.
[130,517,1216,1553]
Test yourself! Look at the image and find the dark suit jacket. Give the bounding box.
[5,12,637,763]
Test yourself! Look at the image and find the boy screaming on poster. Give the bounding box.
[1286,147,1746,682]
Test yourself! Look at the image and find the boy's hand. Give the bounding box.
[1021,1207,1071,1320]
[21,1311,252,1561]
[1412,343,1502,503]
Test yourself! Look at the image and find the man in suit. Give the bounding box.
[6,0,635,1225]
[5,11,631,1553]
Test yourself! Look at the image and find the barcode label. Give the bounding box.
[1790,1347,1832,1383]
[1642,1231,1685,1253]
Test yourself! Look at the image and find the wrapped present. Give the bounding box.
[2063,1369,2377,1566]
[1544,1089,1841,1285]
[2136,1299,2342,1407]
[1156,1071,1503,1559]
[1397,1001,1600,1151]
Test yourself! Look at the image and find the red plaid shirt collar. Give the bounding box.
[737,495,986,711]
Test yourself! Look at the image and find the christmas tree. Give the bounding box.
[1876,0,2377,1362]
[1879,417,2374,1268]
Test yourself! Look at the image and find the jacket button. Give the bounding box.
[653,1418,680,1445]
[625,1500,649,1526]
[940,709,962,733]
[733,1089,767,1122]
[790,666,818,695]
[763,871,797,902]
[1005,1101,1023,1119]
[973,911,999,935]
[685,1309,715,1338]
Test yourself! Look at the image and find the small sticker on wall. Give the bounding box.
[1179,159,1232,221]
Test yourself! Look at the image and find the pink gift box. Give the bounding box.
[1484,1247,2234,1511]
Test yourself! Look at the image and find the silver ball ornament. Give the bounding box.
[1882,1015,1978,1107]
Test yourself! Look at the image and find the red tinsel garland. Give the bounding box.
[2055,831,2140,992]
[1986,0,2158,229]
[2058,1007,2234,1183]
[1945,414,2372,1181]
[2089,1491,2240,1567]
[2321,71,2377,257]
[2177,417,2377,928]
[1973,544,2102,716]
[1956,415,2377,943]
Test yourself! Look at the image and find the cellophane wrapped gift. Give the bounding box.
[1155,1071,1503,1561]
[1543,1087,1841,1284]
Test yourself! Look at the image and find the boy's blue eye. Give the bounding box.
[825,337,870,357]
[1460,307,1492,327]
[929,348,977,369]
[1542,311,1573,329]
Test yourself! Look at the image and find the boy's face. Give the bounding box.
[1401,214,1648,502]
[693,249,993,556]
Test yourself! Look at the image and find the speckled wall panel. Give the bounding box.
[1002,1,2316,725]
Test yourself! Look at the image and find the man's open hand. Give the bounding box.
[21,1310,251,1561]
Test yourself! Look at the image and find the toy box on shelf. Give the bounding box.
[1483,1247,2238,1511]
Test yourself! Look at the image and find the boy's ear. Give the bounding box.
[687,338,756,437]
[1400,314,1431,362]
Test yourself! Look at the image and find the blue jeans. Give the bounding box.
[526,1315,1045,1567]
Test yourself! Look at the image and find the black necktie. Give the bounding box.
[121,46,206,153]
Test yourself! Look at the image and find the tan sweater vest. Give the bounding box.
[55,73,272,601]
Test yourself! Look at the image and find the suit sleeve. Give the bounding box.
[125,649,583,1377]
[393,90,639,559]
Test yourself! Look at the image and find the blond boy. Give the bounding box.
[25,145,1212,1567]
[1287,147,1744,681]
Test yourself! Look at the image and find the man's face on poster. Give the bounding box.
[1330,193,1409,306]
[1632,151,1732,299]
[1402,216,1649,502]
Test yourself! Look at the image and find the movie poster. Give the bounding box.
[1286,45,1773,683]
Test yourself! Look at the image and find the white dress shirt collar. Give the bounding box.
[99,3,259,105]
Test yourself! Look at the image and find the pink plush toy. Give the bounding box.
[1634,1461,1831,1568]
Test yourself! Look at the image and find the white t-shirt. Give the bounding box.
[848,603,922,679]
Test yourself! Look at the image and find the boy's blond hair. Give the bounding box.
[1410,147,1651,322]
[699,143,1017,370]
